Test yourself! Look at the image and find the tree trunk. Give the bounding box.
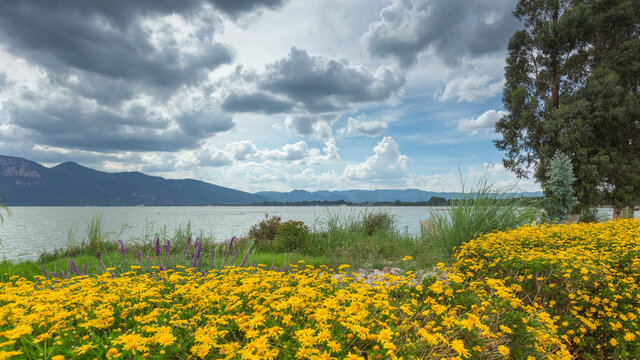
[613,207,622,219]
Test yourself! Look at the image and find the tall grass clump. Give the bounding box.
[314,209,424,269]
[422,174,539,260]
[0,198,10,224]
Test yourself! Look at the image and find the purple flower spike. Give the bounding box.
[230,249,240,266]
[118,239,126,260]
[83,262,88,275]
[40,265,49,279]
[240,251,250,268]
[224,237,235,262]
[51,271,57,278]
[159,264,165,271]
[183,236,191,255]
[59,270,66,279]
[137,250,142,263]
[195,245,202,265]
[209,248,215,267]
[250,261,257,268]
[69,260,80,276]
[96,251,105,270]
[155,237,161,257]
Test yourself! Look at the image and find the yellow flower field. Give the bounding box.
[454,218,640,359]
[0,219,638,359]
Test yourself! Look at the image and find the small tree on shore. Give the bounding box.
[542,152,578,223]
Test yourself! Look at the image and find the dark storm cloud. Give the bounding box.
[0,0,284,154]
[7,99,232,152]
[0,1,233,88]
[260,48,405,112]
[363,0,520,67]
[221,92,294,114]
[177,111,235,137]
[210,0,287,17]
[220,48,405,115]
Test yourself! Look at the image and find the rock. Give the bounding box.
[372,269,385,277]
[383,266,391,273]
[357,268,368,277]
[390,268,403,276]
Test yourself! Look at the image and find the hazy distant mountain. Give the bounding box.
[0,155,266,205]
[256,189,543,202]
[0,155,543,206]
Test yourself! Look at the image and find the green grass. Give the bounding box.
[0,250,328,281]
[421,174,540,261]
[250,209,434,271]
[309,209,431,270]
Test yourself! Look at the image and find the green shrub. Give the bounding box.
[248,215,281,246]
[274,220,311,252]
[578,207,605,223]
[620,207,635,219]
[542,151,578,223]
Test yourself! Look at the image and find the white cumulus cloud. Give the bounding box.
[343,136,407,179]
[458,109,507,135]
[439,75,504,102]
[341,115,388,137]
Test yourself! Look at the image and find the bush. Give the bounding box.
[542,151,578,223]
[421,174,538,260]
[274,220,311,252]
[578,207,605,223]
[620,207,635,219]
[248,215,281,247]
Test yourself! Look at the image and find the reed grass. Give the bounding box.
[421,174,539,261]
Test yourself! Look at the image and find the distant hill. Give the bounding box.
[0,155,543,206]
[0,155,266,205]
[255,189,543,203]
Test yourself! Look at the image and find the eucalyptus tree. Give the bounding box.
[495,0,640,216]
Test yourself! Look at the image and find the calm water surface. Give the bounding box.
[0,206,437,261]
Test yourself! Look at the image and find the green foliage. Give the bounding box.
[248,215,281,246]
[578,208,605,223]
[361,211,396,235]
[620,207,635,219]
[495,0,640,211]
[542,151,578,223]
[421,174,539,261]
[274,220,311,252]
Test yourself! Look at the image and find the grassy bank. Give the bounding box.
[0,209,430,281]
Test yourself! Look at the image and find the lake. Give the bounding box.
[0,206,438,261]
[1,206,634,262]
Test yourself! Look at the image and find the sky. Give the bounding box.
[0,0,541,193]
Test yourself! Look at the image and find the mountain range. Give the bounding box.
[0,155,542,205]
